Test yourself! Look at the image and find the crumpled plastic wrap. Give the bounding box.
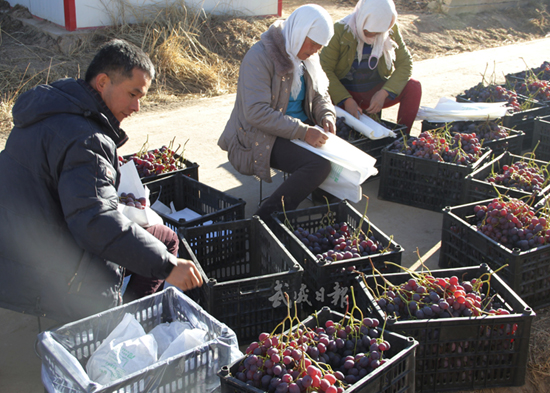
[37,287,243,393]
[416,97,509,122]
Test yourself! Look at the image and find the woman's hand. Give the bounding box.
[165,258,203,291]
[322,117,336,134]
[366,89,389,114]
[305,126,329,148]
[344,97,362,119]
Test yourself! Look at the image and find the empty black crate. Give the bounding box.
[270,201,403,314]
[421,120,524,156]
[439,199,550,309]
[533,115,550,161]
[144,173,246,230]
[178,217,304,343]
[378,138,491,211]
[356,264,535,392]
[456,94,550,151]
[464,151,550,204]
[218,307,418,393]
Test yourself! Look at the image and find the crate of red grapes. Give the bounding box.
[439,196,550,309]
[355,264,535,392]
[270,201,403,315]
[421,119,524,156]
[178,216,304,343]
[120,138,199,182]
[463,151,550,205]
[335,116,405,171]
[217,307,418,393]
[378,130,492,211]
[533,114,550,161]
[505,61,550,84]
[457,83,550,150]
[143,172,246,230]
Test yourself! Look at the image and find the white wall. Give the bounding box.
[6,0,65,26]
[6,0,279,30]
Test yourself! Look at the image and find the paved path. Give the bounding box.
[2,37,550,392]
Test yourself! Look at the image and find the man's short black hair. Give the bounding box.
[85,39,155,83]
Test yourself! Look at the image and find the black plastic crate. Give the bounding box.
[377,138,492,211]
[144,173,245,230]
[421,120,524,156]
[439,199,550,309]
[178,216,304,343]
[456,94,550,151]
[122,150,199,182]
[270,201,403,314]
[38,287,238,393]
[463,151,550,204]
[356,264,535,393]
[218,307,418,393]
[505,61,550,84]
[533,114,550,161]
[338,119,406,171]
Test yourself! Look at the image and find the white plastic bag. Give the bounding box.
[291,127,378,203]
[416,96,509,122]
[147,321,192,358]
[159,328,208,361]
[86,313,158,385]
[334,106,397,140]
[118,162,164,228]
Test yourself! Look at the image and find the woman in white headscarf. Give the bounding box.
[320,0,422,133]
[218,4,337,223]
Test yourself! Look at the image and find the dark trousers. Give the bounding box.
[254,137,331,224]
[349,78,422,133]
[123,224,179,303]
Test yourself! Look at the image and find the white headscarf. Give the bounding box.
[339,0,398,70]
[282,4,334,99]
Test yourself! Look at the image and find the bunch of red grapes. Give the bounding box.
[119,192,147,209]
[462,83,521,111]
[510,79,550,102]
[388,130,484,165]
[237,317,390,392]
[474,197,550,250]
[294,222,385,262]
[484,160,549,193]
[512,61,550,81]
[374,274,510,321]
[119,145,186,178]
[444,120,510,142]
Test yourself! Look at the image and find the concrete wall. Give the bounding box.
[6,0,280,30]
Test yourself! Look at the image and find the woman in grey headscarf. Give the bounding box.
[218,4,336,223]
[320,0,422,133]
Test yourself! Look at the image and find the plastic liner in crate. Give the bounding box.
[533,114,550,162]
[355,264,535,393]
[218,307,418,393]
[122,150,199,182]
[421,120,524,156]
[178,216,304,343]
[337,118,405,170]
[144,173,246,230]
[464,151,550,204]
[439,199,550,309]
[270,200,403,315]
[377,138,492,211]
[37,287,241,393]
[456,94,550,151]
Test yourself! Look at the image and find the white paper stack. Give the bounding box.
[416,97,509,122]
[334,105,397,140]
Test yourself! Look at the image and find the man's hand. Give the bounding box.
[344,97,362,119]
[165,258,203,291]
[322,117,336,134]
[366,89,389,114]
[305,126,329,148]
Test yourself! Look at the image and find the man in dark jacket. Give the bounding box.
[0,39,202,323]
